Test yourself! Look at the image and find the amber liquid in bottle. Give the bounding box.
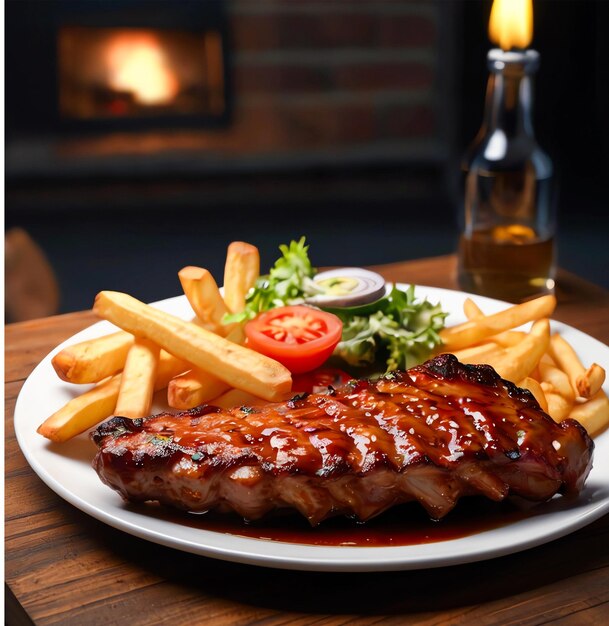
[458,170,556,302]
[459,228,555,302]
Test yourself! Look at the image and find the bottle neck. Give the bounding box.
[483,68,535,137]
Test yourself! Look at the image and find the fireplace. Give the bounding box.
[6,0,231,137]
[59,27,225,123]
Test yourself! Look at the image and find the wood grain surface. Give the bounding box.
[6,255,609,625]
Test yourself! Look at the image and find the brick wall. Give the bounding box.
[218,0,447,160]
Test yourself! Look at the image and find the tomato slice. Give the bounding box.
[245,305,343,374]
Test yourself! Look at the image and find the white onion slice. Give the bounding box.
[306,268,387,307]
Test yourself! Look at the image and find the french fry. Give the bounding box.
[154,350,191,387]
[461,299,529,350]
[576,363,606,399]
[166,323,245,409]
[478,318,550,383]
[492,331,528,348]
[37,375,122,443]
[547,334,587,398]
[168,368,229,410]
[519,377,549,413]
[37,350,189,442]
[178,266,231,333]
[538,361,575,403]
[93,290,292,401]
[568,391,609,437]
[440,294,556,351]
[544,389,574,422]
[223,241,260,314]
[537,361,575,421]
[51,331,133,383]
[540,353,556,365]
[463,297,484,320]
[115,338,160,418]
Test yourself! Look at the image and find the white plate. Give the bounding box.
[14,286,609,572]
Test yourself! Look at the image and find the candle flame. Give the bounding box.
[489,0,533,51]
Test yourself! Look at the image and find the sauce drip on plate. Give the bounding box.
[133,497,539,547]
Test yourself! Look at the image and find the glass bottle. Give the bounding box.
[457,49,556,302]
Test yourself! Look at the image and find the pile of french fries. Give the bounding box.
[38,242,292,442]
[440,294,608,437]
[37,242,608,444]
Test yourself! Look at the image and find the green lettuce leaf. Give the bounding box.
[332,285,447,371]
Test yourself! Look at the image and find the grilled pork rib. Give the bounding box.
[92,354,594,525]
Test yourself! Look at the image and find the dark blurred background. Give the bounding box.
[5,0,609,317]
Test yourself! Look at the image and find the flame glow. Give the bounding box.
[489,0,533,51]
[106,33,179,105]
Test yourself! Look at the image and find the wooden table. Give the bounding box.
[6,255,609,625]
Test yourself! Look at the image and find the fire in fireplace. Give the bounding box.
[59,27,225,120]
